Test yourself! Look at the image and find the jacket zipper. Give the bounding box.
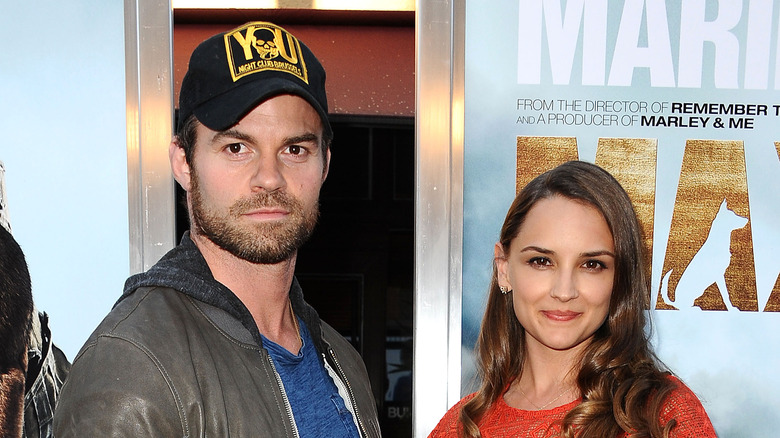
[326,348,369,438]
[267,355,300,438]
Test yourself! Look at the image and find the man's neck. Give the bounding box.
[192,233,302,354]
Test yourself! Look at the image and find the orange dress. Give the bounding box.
[428,377,717,437]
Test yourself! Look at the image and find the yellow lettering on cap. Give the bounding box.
[223,21,309,83]
[232,26,256,61]
[272,28,298,64]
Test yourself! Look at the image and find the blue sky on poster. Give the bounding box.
[462,1,780,435]
[0,2,128,359]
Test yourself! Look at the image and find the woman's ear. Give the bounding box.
[169,140,191,191]
[494,242,509,289]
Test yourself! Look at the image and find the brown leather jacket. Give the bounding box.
[53,235,381,437]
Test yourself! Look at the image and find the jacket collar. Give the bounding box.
[121,232,326,354]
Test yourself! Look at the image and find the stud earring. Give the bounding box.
[499,285,509,294]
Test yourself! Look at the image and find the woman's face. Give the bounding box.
[496,195,615,356]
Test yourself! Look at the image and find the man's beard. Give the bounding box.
[189,172,319,264]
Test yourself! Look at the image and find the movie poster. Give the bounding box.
[462,1,779,435]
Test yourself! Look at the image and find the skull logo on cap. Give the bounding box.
[252,29,280,60]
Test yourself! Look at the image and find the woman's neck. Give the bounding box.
[503,339,583,410]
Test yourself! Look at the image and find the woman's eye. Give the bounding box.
[583,260,606,270]
[528,257,551,267]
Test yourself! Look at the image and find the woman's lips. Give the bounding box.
[542,310,581,322]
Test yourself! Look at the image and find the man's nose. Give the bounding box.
[250,154,286,192]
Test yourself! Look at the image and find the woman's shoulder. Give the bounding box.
[662,375,703,406]
[427,391,579,438]
[427,393,477,437]
[661,376,718,437]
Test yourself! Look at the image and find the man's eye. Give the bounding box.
[227,143,246,154]
[288,145,303,155]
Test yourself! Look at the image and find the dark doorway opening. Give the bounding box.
[296,115,414,437]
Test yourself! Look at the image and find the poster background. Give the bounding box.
[462,1,780,436]
[0,1,128,360]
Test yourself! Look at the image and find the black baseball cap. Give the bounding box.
[178,22,331,137]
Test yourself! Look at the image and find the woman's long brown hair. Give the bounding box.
[460,161,676,437]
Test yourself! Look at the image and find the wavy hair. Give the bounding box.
[460,161,675,437]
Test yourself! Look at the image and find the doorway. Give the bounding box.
[296,115,414,437]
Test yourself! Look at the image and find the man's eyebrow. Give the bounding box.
[284,133,319,145]
[211,128,254,144]
[209,131,319,146]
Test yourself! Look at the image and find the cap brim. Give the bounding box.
[192,77,332,137]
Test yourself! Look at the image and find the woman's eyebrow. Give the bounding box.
[519,245,553,254]
[581,250,615,258]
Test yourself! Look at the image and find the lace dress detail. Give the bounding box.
[428,377,716,437]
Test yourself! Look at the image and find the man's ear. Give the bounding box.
[321,147,331,183]
[169,140,191,192]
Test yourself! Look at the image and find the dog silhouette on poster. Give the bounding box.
[662,198,748,311]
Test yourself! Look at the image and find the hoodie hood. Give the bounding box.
[120,232,324,352]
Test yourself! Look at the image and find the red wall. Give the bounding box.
[173,13,414,117]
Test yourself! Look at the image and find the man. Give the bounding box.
[54,22,381,437]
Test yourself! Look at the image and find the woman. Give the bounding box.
[430,161,716,437]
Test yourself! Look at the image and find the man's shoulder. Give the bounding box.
[73,287,199,360]
[91,287,183,331]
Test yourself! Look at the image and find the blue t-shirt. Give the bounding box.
[261,319,362,438]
